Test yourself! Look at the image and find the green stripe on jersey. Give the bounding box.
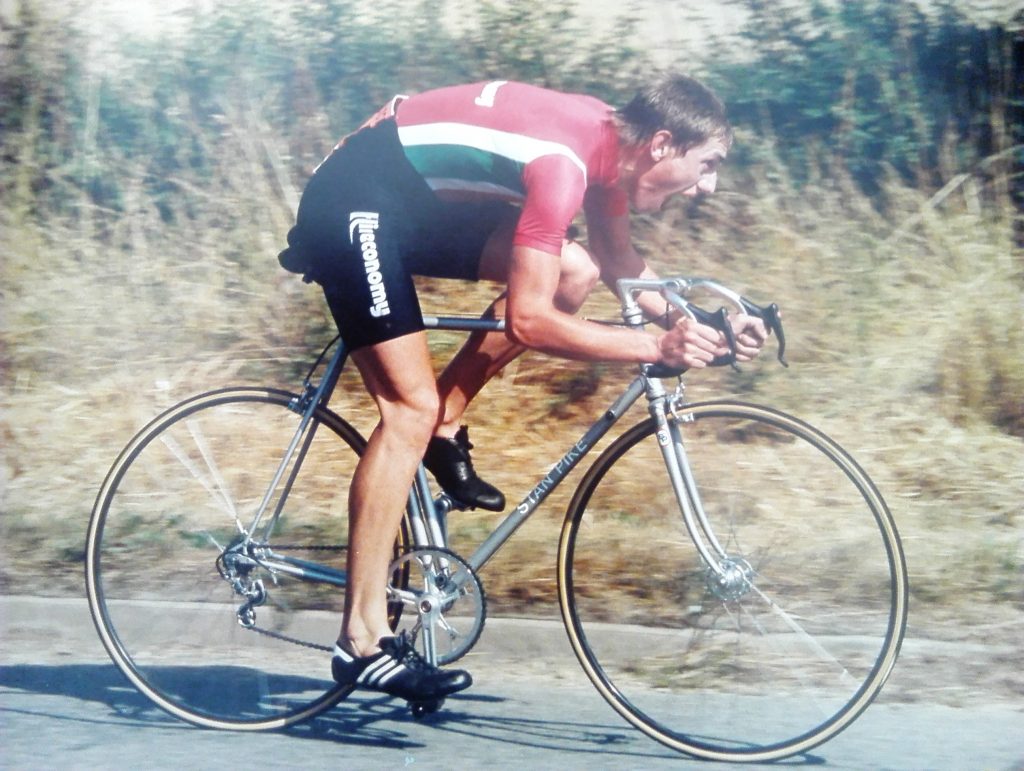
[403,144,526,195]
[397,122,589,196]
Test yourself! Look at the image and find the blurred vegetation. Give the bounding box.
[706,1,1021,198]
[1,0,1021,626]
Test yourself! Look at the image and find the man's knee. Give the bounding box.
[365,376,441,454]
[556,240,601,311]
[384,385,440,432]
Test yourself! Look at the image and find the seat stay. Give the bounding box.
[243,340,350,540]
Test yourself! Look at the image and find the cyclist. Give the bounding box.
[278,74,767,702]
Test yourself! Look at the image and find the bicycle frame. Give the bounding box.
[238,275,770,592]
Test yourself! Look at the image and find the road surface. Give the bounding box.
[1,596,1021,770]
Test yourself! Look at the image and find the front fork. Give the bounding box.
[649,385,752,598]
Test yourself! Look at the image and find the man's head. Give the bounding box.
[615,74,732,212]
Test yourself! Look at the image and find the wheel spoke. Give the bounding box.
[159,429,244,534]
[186,417,245,530]
[746,583,859,688]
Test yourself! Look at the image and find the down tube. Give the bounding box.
[467,378,646,572]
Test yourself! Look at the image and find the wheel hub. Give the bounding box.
[706,556,754,601]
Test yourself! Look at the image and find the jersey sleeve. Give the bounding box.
[513,155,588,255]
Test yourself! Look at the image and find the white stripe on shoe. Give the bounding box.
[373,661,406,687]
[359,656,401,687]
[333,644,354,662]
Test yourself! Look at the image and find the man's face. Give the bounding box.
[630,136,728,213]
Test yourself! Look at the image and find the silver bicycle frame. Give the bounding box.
[240,276,755,587]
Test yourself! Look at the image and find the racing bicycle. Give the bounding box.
[85,276,908,763]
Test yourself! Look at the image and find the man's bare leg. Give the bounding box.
[339,332,440,656]
[434,293,525,438]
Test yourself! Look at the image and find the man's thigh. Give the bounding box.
[406,201,518,282]
[478,217,595,294]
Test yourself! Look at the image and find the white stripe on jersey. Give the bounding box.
[397,122,588,183]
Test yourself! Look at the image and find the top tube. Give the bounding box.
[422,315,505,333]
[423,277,749,332]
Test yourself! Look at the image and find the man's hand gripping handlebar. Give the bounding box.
[616,277,788,379]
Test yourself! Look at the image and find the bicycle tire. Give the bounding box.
[85,387,408,730]
[557,400,908,763]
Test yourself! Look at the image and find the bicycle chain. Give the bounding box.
[239,543,347,653]
[243,621,333,653]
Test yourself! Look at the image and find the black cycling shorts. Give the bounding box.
[279,119,513,350]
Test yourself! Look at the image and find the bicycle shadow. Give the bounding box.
[296,689,649,757]
[0,663,827,766]
[350,694,829,767]
[0,662,415,749]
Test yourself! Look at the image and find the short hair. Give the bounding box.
[614,74,733,152]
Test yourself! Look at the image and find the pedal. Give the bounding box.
[409,698,444,719]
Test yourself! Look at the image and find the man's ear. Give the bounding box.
[650,130,675,161]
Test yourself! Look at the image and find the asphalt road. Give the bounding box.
[1,596,1021,770]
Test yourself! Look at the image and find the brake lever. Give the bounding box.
[739,297,789,368]
[638,280,789,379]
[686,304,740,370]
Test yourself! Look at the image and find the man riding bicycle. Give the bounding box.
[278,74,767,702]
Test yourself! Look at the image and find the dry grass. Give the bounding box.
[1,141,1021,663]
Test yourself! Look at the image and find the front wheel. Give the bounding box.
[558,401,908,763]
[85,387,406,730]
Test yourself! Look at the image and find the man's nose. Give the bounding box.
[697,172,718,194]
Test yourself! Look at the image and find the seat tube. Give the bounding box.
[406,466,447,549]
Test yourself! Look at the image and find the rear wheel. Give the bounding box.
[558,401,907,762]
[85,388,408,730]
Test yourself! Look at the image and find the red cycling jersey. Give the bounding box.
[392,81,627,256]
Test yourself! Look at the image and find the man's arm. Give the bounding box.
[504,243,737,370]
[582,194,673,322]
[584,198,767,363]
[504,244,661,363]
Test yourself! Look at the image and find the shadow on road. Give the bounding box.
[0,662,826,766]
[0,662,415,749]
